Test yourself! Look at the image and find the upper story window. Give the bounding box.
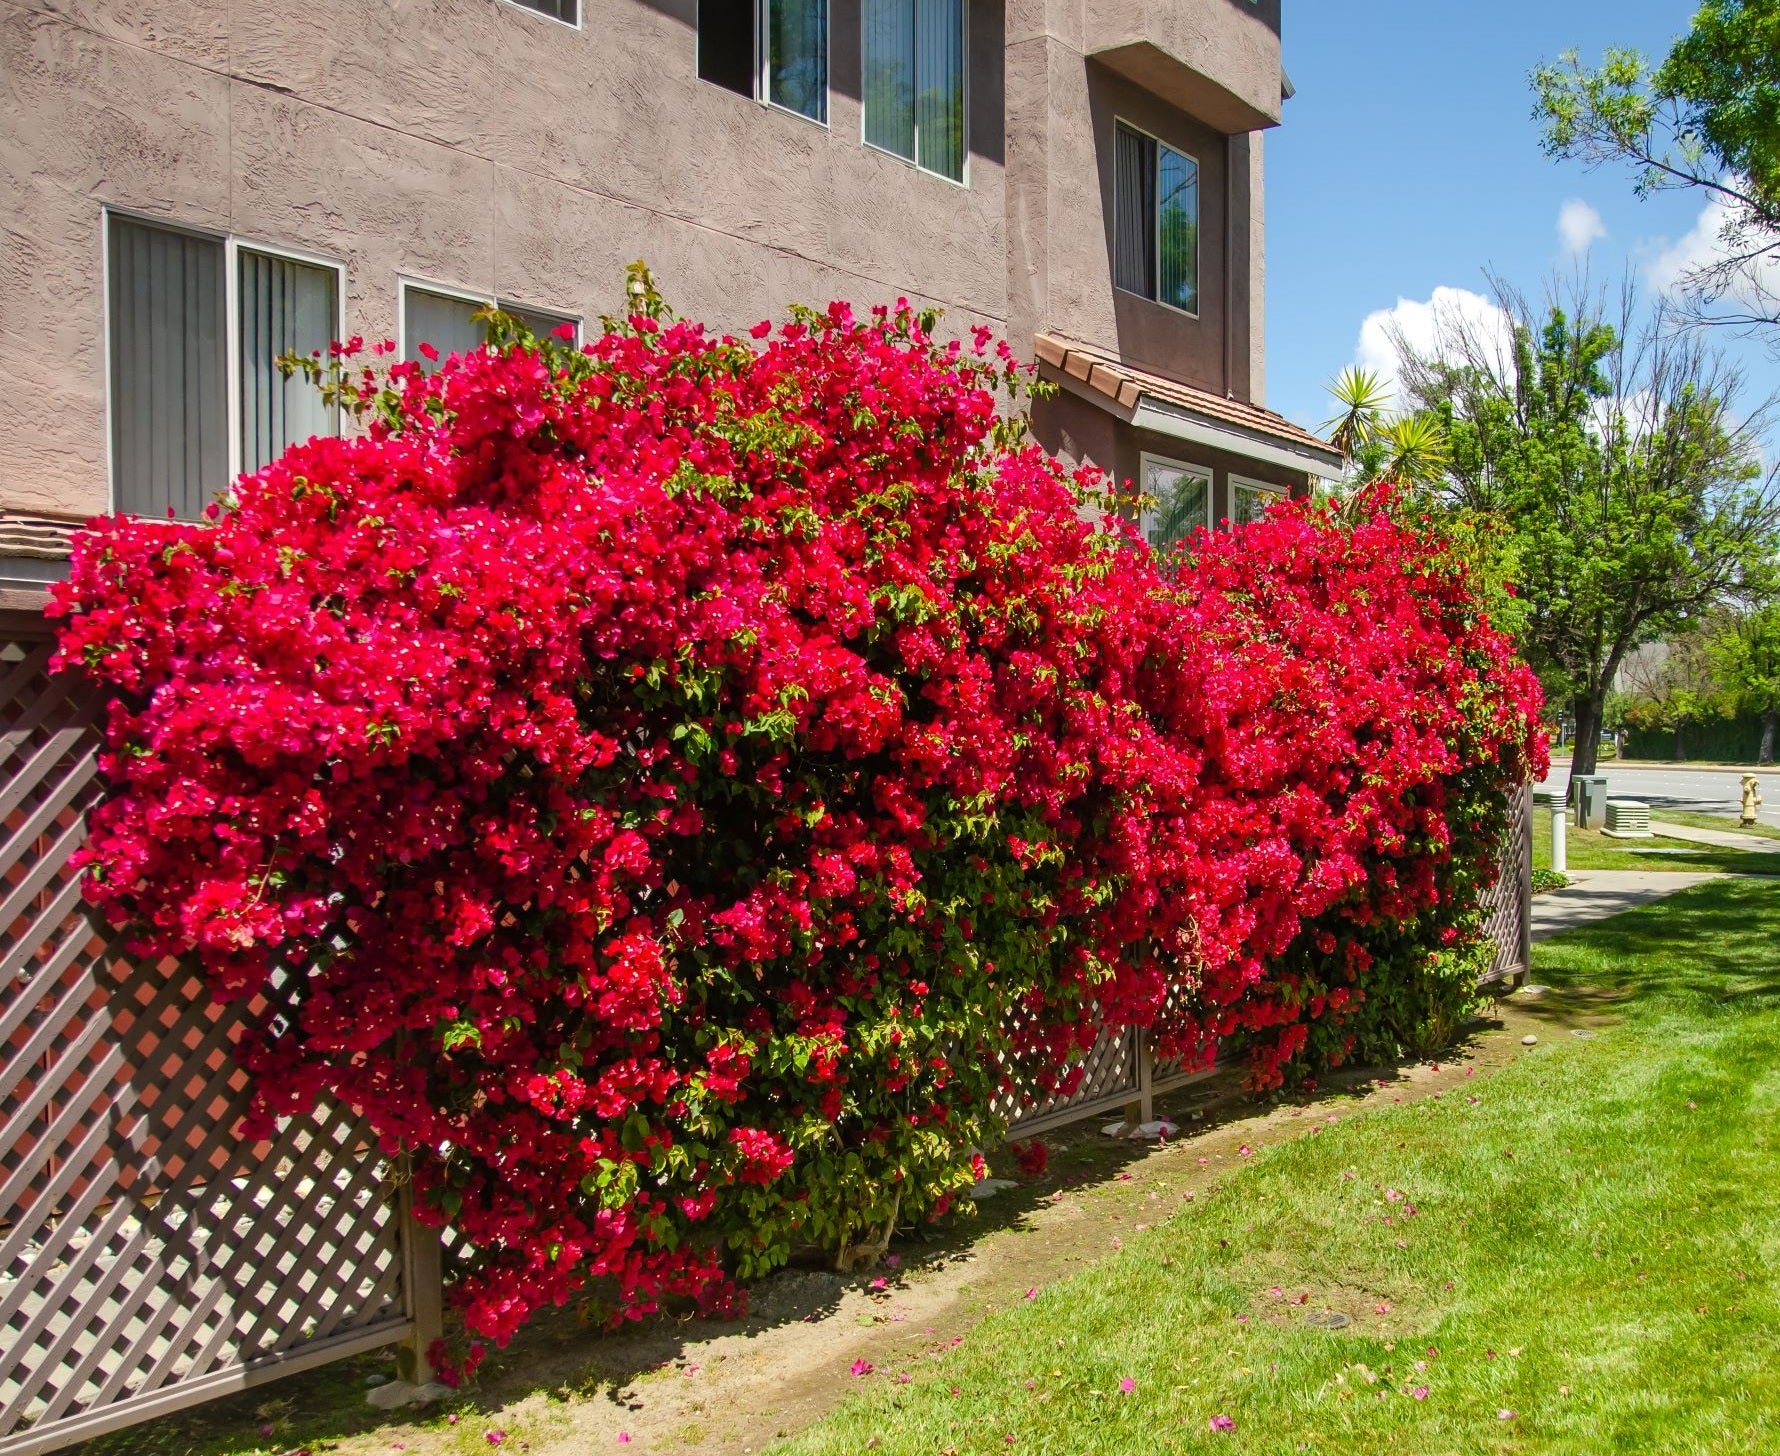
[1114,122,1200,316]
[504,0,578,23]
[401,282,580,372]
[107,214,341,520]
[1138,454,1211,550]
[863,0,967,182]
[698,1,829,125]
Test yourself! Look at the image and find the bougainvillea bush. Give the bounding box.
[51,283,1542,1372]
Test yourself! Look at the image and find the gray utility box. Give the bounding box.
[1604,799,1653,838]
[1570,774,1611,831]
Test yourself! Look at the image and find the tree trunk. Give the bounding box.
[1675,720,1688,763]
[1761,709,1777,768]
[1569,694,1602,785]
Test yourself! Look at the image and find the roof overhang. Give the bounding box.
[1085,2,1285,133]
[1034,336,1344,480]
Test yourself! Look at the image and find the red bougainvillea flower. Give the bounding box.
[50,275,1542,1373]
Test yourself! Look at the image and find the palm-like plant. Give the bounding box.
[1379,411,1452,487]
[1321,366,1392,463]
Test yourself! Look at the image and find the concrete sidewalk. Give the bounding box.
[1532,870,1723,942]
[1652,822,1780,854]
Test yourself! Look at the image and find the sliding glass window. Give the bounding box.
[765,0,827,123]
[863,0,966,181]
[1114,122,1200,316]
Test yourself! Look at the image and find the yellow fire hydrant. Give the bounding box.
[1742,774,1764,828]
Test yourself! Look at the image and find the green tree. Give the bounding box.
[1393,276,1780,788]
[1708,596,1780,761]
[1618,622,1732,762]
[1533,1,1780,333]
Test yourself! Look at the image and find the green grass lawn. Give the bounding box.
[769,879,1780,1455]
[1532,820,1779,876]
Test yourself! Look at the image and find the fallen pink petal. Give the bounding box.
[1209,1414,1237,1432]
[850,1360,875,1377]
[1119,1377,1136,1394]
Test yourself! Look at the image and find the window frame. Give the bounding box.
[859,0,971,187]
[398,277,583,369]
[1137,451,1213,550]
[758,0,831,128]
[101,207,348,515]
[1113,116,1202,321]
[498,0,581,29]
[1228,473,1286,527]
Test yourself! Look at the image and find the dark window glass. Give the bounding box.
[766,0,828,122]
[698,0,756,97]
[1115,123,1200,314]
[507,0,578,22]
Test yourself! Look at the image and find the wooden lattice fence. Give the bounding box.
[0,607,1534,1454]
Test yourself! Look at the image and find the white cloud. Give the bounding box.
[1646,189,1780,301]
[1557,198,1608,257]
[1354,286,1515,407]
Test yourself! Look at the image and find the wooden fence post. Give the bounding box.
[396,1161,446,1386]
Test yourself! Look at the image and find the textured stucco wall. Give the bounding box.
[0,0,1009,518]
[1004,0,1272,413]
[1,0,1281,522]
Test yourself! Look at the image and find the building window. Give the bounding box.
[1230,475,1285,526]
[1138,454,1211,550]
[504,0,578,24]
[698,1,829,124]
[239,249,342,474]
[107,215,342,520]
[401,283,580,373]
[863,0,966,182]
[1114,122,1200,316]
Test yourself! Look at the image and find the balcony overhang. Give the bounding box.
[1087,2,1284,133]
[1035,335,1343,481]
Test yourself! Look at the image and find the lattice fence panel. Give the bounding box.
[998,1003,1141,1136]
[1481,784,1534,985]
[0,635,410,1456]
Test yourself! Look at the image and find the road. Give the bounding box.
[1538,761,1780,828]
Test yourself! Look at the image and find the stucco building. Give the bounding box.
[0,0,1340,591]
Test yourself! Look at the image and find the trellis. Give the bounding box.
[0,607,1533,1455]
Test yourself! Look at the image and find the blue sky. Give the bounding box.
[1266,0,1776,432]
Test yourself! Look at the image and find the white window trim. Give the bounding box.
[1228,472,1286,526]
[101,207,348,511]
[757,0,832,128]
[1112,116,1202,322]
[497,0,582,30]
[1138,451,1213,546]
[859,0,971,188]
[398,277,584,361]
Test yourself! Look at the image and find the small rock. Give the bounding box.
[1521,1034,1538,1046]
[365,1373,390,1388]
[969,1178,1019,1201]
[1513,985,1550,999]
[1570,1029,1595,1040]
[413,1382,452,1403]
[366,1380,418,1411]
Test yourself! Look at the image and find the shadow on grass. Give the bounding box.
[1533,877,1780,1012]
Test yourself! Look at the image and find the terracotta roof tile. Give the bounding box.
[0,514,79,560]
[1034,334,1340,466]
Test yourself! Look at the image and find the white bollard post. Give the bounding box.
[1549,804,1567,875]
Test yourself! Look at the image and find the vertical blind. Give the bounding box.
[766,0,827,122]
[108,216,228,521]
[863,0,965,181]
[914,0,964,180]
[238,249,340,474]
[863,0,916,159]
[1114,125,1157,300]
